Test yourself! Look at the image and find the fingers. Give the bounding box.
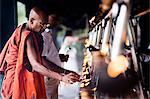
[62,72,80,84]
[68,73,80,80]
[69,72,80,78]
[70,76,80,82]
[67,73,80,82]
[71,78,80,83]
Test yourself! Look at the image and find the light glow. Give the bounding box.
[107,55,129,78]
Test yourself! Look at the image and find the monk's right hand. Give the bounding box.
[61,73,80,84]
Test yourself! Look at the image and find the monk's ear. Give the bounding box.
[30,18,35,24]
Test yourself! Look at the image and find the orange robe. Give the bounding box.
[0,24,46,99]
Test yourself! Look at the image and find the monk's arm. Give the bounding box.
[26,34,63,81]
[42,56,72,74]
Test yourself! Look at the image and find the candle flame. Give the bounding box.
[107,55,129,78]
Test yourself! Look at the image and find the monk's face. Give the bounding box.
[29,8,48,33]
[32,16,47,33]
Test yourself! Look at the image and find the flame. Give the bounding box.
[125,37,130,46]
[107,55,129,78]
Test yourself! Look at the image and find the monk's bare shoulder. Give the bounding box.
[25,33,35,49]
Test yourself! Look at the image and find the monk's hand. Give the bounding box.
[62,73,80,84]
[69,71,80,79]
[64,70,80,82]
[65,70,80,78]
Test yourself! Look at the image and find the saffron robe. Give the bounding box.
[0,24,46,99]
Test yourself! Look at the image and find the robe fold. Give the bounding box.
[0,24,46,99]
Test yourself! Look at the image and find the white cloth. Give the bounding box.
[58,41,80,99]
[42,30,62,99]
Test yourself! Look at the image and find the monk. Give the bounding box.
[0,6,80,99]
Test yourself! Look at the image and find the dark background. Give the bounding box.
[0,0,149,50]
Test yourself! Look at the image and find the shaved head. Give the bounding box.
[29,7,48,22]
[28,6,48,33]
